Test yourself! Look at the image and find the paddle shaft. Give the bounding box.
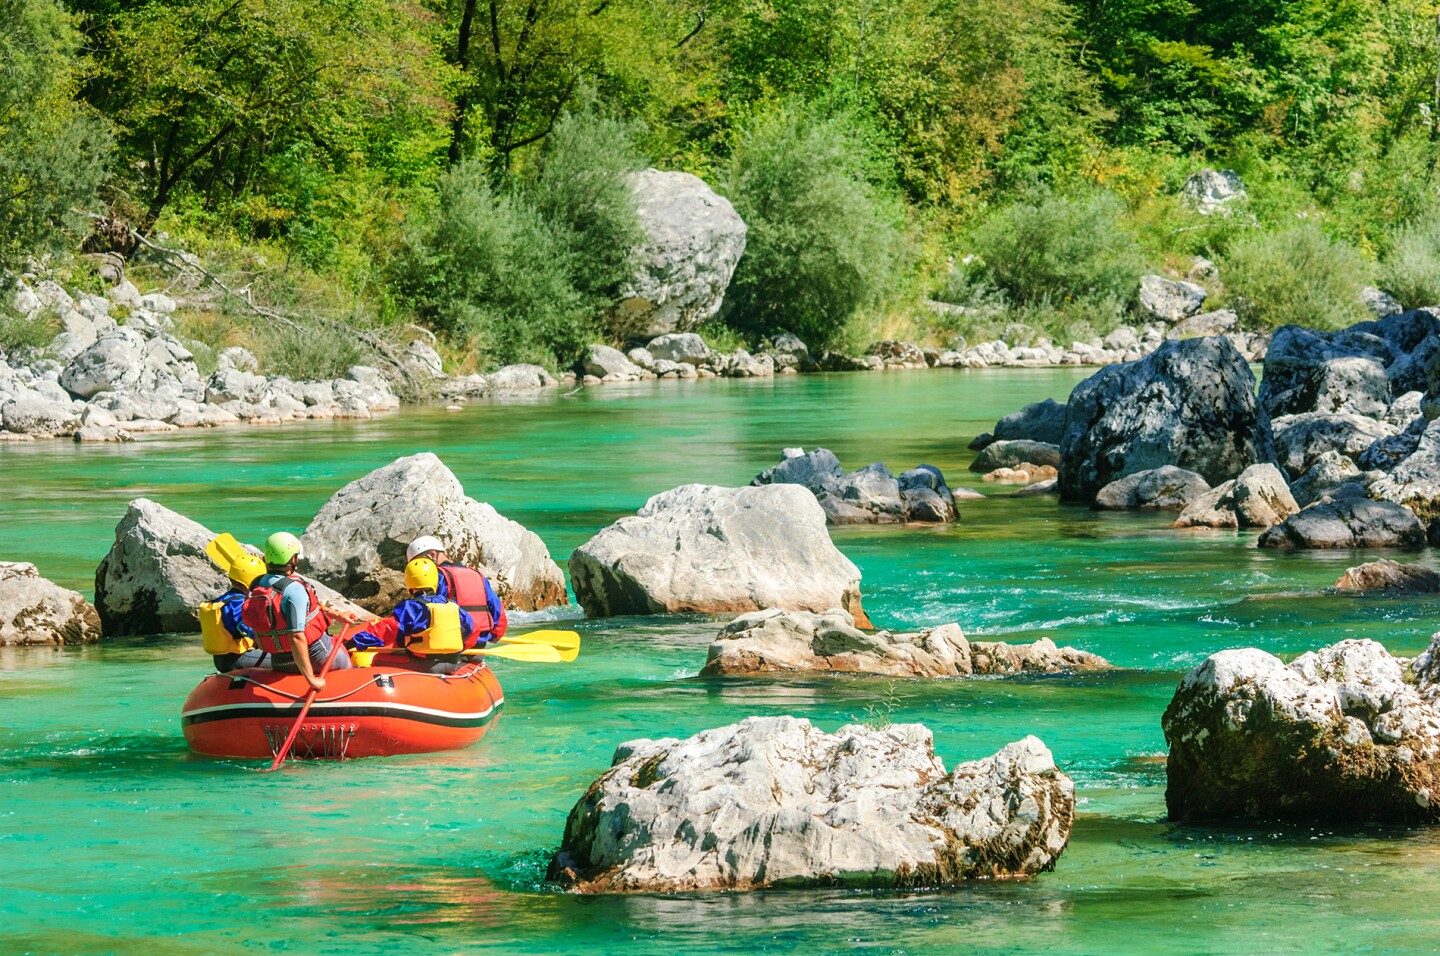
[265,624,353,771]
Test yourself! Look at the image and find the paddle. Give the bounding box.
[496,629,580,662]
[204,533,249,574]
[462,642,566,663]
[265,623,357,771]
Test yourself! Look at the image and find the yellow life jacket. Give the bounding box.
[199,601,254,655]
[404,601,464,656]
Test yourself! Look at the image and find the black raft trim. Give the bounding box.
[182,704,501,729]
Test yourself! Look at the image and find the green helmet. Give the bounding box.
[263,531,304,566]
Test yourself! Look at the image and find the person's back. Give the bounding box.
[404,535,507,645]
[241,532,351,691]
[354,558,474,674]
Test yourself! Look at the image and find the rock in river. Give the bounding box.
[1330,559,1440,593]
[1172,463,1298,530]
[300,452,567,613]
[569,483,871,625]
[548,716,1073,891]
[0,562,102,645]
[700,608,1111,677]
[1256,497,1426,550]
[1059,337,1274,503]
[1093,466,1211,511]
[1163,638,1440,822]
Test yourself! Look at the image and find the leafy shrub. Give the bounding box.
[970,192,1143,306]
[1222,223,1370,330]
[0,305,60,352]
[255,324,368,381]
[398,159,588,368]
[530,111,645,304]
[0,0,110,270]
[1378,218,1440,310]
[721,103,904,349]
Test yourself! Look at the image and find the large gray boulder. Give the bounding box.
[59,328,199,399]
[700,608,1109,677]
[94,498,232,636]
[1260,311,1440,418]
[0,562,102,645]
[580,344,648,382]
[1138,275,1206,323]
[1173,463,1298,530]
[1331,559,1440,593]
[1370,417,1440,524]
[300,453,567,613]
[1271,412,1397,479]
[646,332,712,366]
[568,483,871,625]
[1,391,80,438]
[1093,466,1210,511]
[548,716,1073,891]
[1059,337,1275,503]
[608,169,747,340]
[487,363,558,390]
[1163,638,1440,822]
[993,398,1067,445]
[1257,497,1426,549]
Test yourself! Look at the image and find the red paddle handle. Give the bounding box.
[265,623,359,771]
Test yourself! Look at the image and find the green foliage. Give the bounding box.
[1379,217,1440,310]
[398,159,588,367]
[257,325,369,381]
[971,193,1144,306]
[0,0,108,270]
[0,305,60,352]
[530,110,646,303]
[1222,223,1371,330]
[722,103,905,349]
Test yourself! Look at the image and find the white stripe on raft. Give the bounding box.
[181,696,505,721]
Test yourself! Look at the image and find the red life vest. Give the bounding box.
[438,564,495,633]
[240,575,330,655]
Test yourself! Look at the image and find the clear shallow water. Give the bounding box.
[5,369,1440,954]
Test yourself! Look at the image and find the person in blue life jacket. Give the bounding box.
[198,553,271,672]
[352,557,474,674]
[403,535,507,645]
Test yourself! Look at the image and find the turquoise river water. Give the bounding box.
[4,369,1440,954]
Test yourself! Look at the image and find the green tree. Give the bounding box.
[721,102,904,348]
[0,0,108,270]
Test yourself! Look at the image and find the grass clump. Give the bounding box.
[1222,223,1370,330]
[0,305,60,352]
[1378,218,1440,311]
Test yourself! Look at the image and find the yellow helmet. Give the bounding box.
[404,556,439,592]
[228,553,267,589]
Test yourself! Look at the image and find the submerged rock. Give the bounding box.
[1163,638,1440,822]
[1093,466,1210,511]
[0,562,102,645]
[569,483,870,624]
[1330,559,1440,593]
[300,452,567,613]
[548,716,1073,891]
[700,608,1110,677]
[970,439,1061,473]
[1059,337,1274,503]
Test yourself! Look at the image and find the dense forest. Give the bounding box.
[5,0,1440,372]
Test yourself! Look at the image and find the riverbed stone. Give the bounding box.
[1331,559,1440,593]
[1163,638,1440,822]
[1060,336,1274,503]
[700,608,1109,677]
[580,344,648,382]
[646,332,712,366]
[487,363,558,390]
[609,169,747,340]
[0,562,102,645]
[1094,466,1211,511]
[1257,497,1426,550]
[299,452,567,612]
[1370,417,1440,523]
[1138,275,1207,323]
[970,439,1061,473]
[1291,451,1367,507]
[548,716,1073,891]
[1,391,80,437]
[569,483,870,624]
[1173,463,1298,530]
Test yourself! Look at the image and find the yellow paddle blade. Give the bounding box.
[463,642,566,663]
[497,629,580,661]
[204,533,249,573]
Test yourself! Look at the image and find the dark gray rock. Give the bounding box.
[971,439,1061,473]
[1271,412,1397,479]
[1370,418,1440,523]
[1257,498,1426,550]
[1291,451,1366,507]
[1093,466,1211,511]
[993,398,1067,445]
[1059,337,1274,503]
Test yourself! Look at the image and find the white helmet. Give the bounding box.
[406,535,445,562]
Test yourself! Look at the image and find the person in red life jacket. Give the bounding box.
[353,557,474,674]
[240,531,352,692]
[199,553,271,673]
[403,535,507,645]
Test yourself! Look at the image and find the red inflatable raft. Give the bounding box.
[181,660,503,760]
